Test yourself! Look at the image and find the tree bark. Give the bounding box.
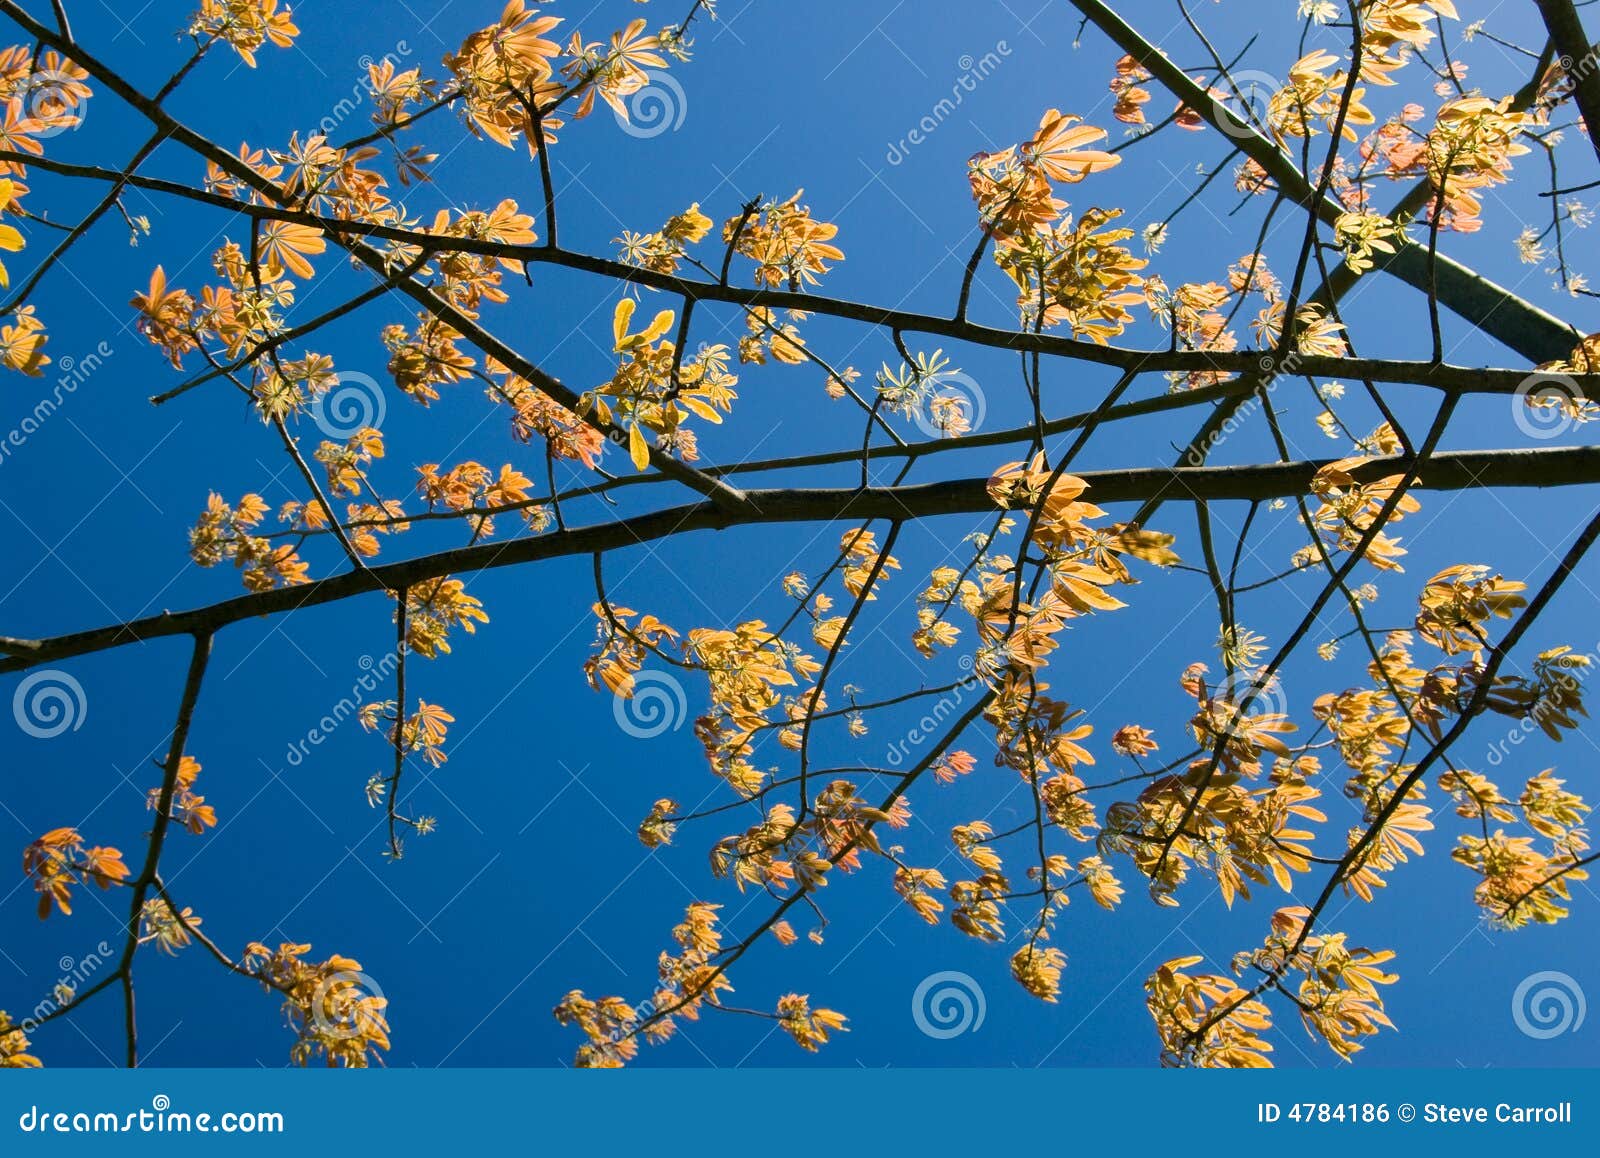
[5,444,1598,673]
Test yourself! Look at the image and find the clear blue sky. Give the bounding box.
[1,0,1596,1068]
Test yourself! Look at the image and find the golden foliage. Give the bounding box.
[23,827,130,919]
[0,1011,41,1068]
[10,0,1595,1074]
[242,941,389,1067]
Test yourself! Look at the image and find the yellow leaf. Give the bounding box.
[640,309,675,344]
[612,298,636,348]
[680,396,723,423]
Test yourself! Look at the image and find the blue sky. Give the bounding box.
[1,0,1596,1068]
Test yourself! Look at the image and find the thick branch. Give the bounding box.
[4,445,1598,674]
[1067,0,1582,362]
[1534,0,1600,162]
[2,149,1589,392]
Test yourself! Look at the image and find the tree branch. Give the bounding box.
[1066,0,1582,361]
[4,445,1599,674]
[1533,0,1600,162]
